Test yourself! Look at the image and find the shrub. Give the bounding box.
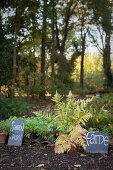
[0,96,34,119]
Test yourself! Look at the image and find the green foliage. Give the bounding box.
[33,110,55,123]
[52,91,92,132]
[83,95,113,137]
[0,115,56,140]
[21,84,44,97]
[1,0,113,97]
[73,87,89,96]
[0,97,5,121]
[23,116,50,139]
[0,22,13,87]
[52,91,63,106]
[47,77,74,95]
[101,124,113,138]
[32,110,57,140]
[0,97,34,119]
[0,119,11,134]
[91,94,113,113]
[83,109,113,129]
[30,85,43,96]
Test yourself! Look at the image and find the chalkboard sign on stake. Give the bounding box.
[96,93,100,99]
[86,131,109,154]
[8,120,25,146]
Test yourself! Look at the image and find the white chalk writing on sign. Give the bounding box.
[87,131,109,146]
[9,134,22,142]
[11,120,24,131]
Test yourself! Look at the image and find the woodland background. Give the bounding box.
[0,0,113,99]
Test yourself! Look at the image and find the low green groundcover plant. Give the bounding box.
[0,116,56,140]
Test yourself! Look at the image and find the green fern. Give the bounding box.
[52,91,92,132]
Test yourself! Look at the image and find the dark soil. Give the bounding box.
[0,142,113,170]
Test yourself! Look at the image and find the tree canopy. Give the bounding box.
[0,0,113,97]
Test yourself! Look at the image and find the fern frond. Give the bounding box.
[77,112,92,125]
[55,134,67,145]
[54,145,64,154]
[67,141,79,153]
[54,134,69,154]
[54,125,87,154]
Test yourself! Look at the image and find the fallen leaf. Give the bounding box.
[36,164,44,168]
[10,162,16,167]
[74,164,81,168]
[44,154,48,156]
[80,154,87,156]
[99,156,103,160]
[99,155,107,160]
[27,166,32,168]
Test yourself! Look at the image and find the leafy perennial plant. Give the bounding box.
[52,91,92,133]
[52,91,93,154]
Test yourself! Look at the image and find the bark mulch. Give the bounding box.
[0,141,113,170]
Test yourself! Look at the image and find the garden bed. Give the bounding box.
[0,142,113,170]
[0,93,113,169]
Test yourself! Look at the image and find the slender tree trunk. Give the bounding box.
[61,0,74,54]
[51,0,55,96]
[28,72,32,95]
[103,34,112,86]
[39,0,47,99]
[33,47,36,88]
[0,8,2,94]
[25,72,29,98]
[32,21,36,87]
[80,33,86,89]
[12,18,17,97]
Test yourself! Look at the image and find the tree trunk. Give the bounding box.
[28,72,32,102]
[51,0,55,96]
[103,34,112,86]
[39,0,47,99]
[80,33,86,89]
[12,16,17,97]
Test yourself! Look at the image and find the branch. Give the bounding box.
[97,25,105,50]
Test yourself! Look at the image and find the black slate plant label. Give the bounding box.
[8,120,25,146]
[86,131,109,154]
